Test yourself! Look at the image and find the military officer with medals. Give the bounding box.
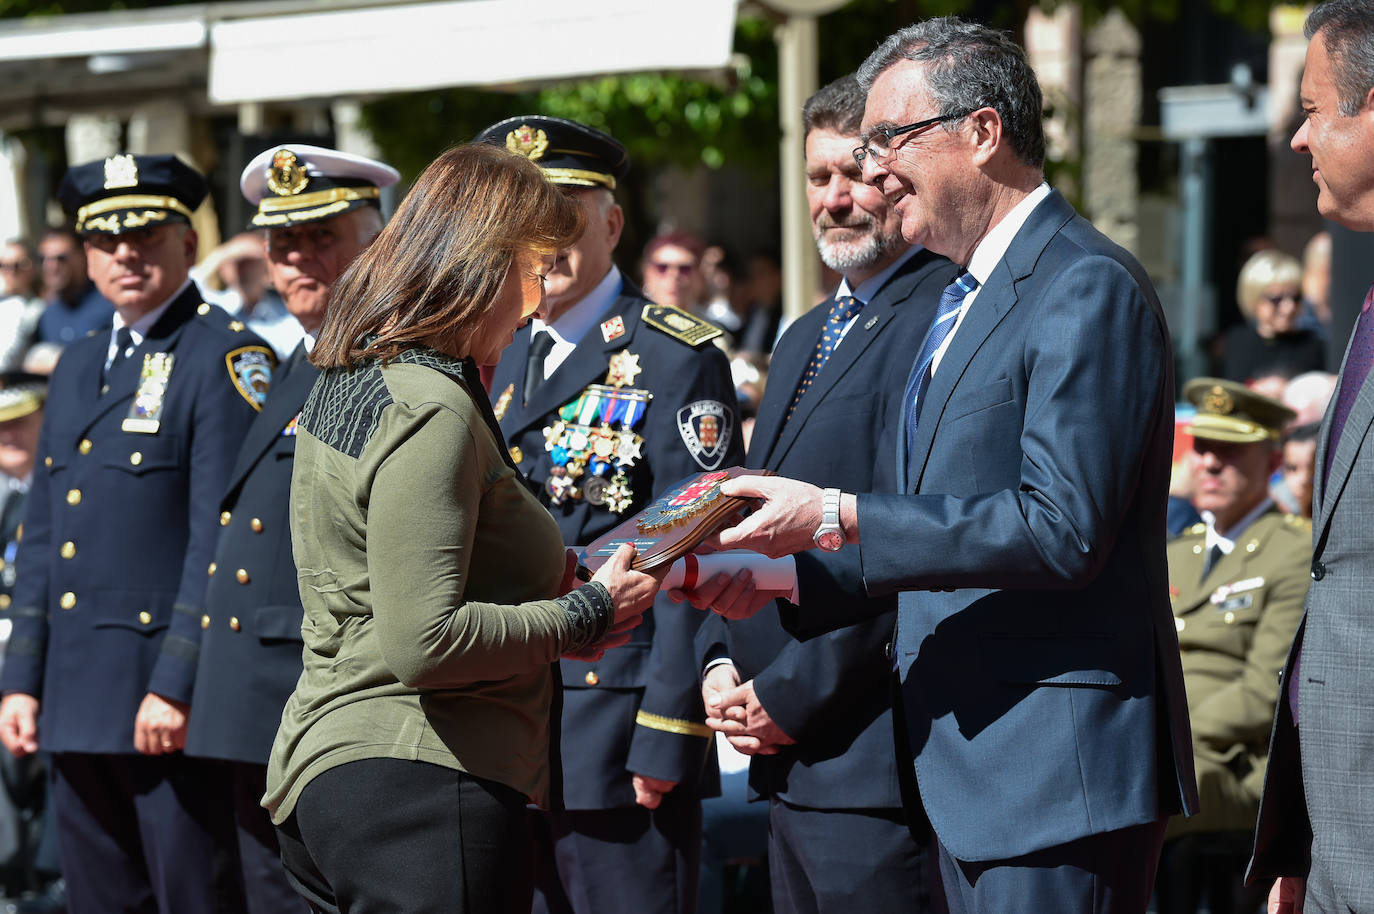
[1155,378,1310,912]
[475,115,742,914]
[183,144,397,914]
[0,154,274,914]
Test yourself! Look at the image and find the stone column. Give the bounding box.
[1083,9,1141,254]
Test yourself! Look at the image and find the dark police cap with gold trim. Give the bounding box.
[474,116,630,190]
[240,143,400,229]
[58,154,208,236]
[0,371,46,424]
[1184,377,1295,444]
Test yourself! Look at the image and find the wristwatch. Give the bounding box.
[813,487,846,552]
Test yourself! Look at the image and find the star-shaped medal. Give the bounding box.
[605,351,642,388]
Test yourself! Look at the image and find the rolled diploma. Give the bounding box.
[658,551,796,593]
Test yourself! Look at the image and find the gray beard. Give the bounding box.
[814,225,904,274]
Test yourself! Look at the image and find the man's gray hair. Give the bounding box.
[856,17,1045,168]
[1306,0,1374,117]
[802,74,867,140]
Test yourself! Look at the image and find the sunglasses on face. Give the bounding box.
[649,261,696,277]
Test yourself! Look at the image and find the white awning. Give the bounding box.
[209,0,739,104]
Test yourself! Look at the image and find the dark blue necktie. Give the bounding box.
[903,271,978,459]
[788,294,864,419]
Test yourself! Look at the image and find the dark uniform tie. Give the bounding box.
[102,326,134,390]
[1201,543,1224,580]
[904,271,978,461]
[524,330,555,404]
[788,295,864,419]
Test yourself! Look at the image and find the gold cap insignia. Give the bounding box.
[506,125,549,161]
[103,154,139,190]
[1203,385,1234,415]
[267,149,310,197]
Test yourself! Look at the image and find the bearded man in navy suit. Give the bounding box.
[679,18,1198,914]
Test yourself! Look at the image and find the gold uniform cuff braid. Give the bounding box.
[635,710,712,739]
[556,581,615,654]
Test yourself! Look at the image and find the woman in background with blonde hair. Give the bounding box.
[265,143,662,914]
[1222,248,1327,383]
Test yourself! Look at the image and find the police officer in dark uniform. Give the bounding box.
[0,154,274,913]
[184,143,397,914]
[474,116,742,914]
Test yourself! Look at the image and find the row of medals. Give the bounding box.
[542,351,650,514]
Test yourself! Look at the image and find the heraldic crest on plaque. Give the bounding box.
[579,466,773,572]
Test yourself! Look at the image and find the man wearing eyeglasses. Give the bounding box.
[184,143,397,914]
[0,153,273,914]
[678,17,1196,914]
[34,228,113,346]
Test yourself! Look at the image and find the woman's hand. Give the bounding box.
[562,543,662,661]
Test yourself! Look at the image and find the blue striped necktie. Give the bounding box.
[788,294,864,418]
[904,271,978,458]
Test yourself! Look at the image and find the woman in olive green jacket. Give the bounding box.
[263,143,661,914]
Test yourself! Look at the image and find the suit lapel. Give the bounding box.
[223,354,317,499]
[1313,320,1364,537]
[905,193,1076,492]
[749,306,823,468]
[73,285,200,437]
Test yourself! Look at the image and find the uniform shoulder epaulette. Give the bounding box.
[641,303,723,347]
[1282,513,1313,534]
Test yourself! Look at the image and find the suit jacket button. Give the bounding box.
[883,641,893,660]
[65,489,81,506]
[138,611,151,625]
[251,517,264,533]
[78,439,92,455]
[229,616,241,632]
[59,592,75,610]
[60,541,76,559]
[585,671,600,686]
[236,569,250,584]
[208,562,217,576]
[128,451,142,467]
[220,511,232,526]
[201,614,210,629]
[1311,561,1326,581]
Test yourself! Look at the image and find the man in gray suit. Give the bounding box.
[1248,2,1374,912]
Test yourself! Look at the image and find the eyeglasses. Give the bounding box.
[852,110,975,167]
[649,262,696,277]
[0,261,29,272]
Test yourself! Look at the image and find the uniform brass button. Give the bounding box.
[229,321,245,332]
[509,446,524,464]
[197,303,211,316]
[1191,544,1203,555]
[220,511,232,526]
[1223,611,1236,624]
[201,614,210,629]
[59,592,76,610]
[138,611,152,625]
[79,439,92,455]
[1175,617,1185,632]
[60,542,75,560]
[584,671,600,686]
[236,569,250,584]
[0,595,10,610]
[250,517,263,533]
[66,489,81,506]
[1245,541,1258,553]
[43,456,51,467]
[229,617,241,632]
[208,562,217,576]
[129,451,143,466]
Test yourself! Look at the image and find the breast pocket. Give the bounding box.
[102,435,182,476]
[945,377,1013,422]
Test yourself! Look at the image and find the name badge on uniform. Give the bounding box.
[122,352,173,434]
[1210,576,1264,605]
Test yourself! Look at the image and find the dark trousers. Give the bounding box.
[51,751,228,914]
[937,818,1168,914]
[229,762,308,914]
[769,797,946,914]
[532,788,703,914]
[276,758,532,914]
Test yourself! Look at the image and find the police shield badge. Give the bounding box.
[227,346,275,411]
[677,400,733,470]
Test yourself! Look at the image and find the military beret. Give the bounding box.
[58,154,208,236]
[474,116,630,190]
[1183,377,1296,443]
[240,144,400,229]
[0,371,46,423]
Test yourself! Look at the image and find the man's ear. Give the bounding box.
[967,107,1004,168]
[606,203,625,250]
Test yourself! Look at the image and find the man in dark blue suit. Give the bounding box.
[475,116,742,914]
[0,154,274,913]
[183,144,397,914]
[695,73,951,914]
[681,18,1197,914]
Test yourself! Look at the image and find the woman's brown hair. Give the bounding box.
[312,143,584,367]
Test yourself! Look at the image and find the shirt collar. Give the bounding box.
[532,265,623,347]
[966,182,1052,286]
[1201,498,1273,554]
[112,277,192,344]
[836,246,921,304]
